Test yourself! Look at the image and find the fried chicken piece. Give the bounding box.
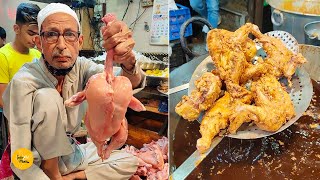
[207,26,251,85]
[196,89,253,153]
[196,81,254,153]
[209,24,260,100]
[197,92,233,153]
[225,81,253,104]
[228,108,258,134]
[234,25,257,63]
[207,29,233,81]
[175,91,201,121]
[182,23,302,154]
[230,75,295,132]
[232,23,255,42]
[242,38,257,62]
[240,57,275,84]
[175,72,222,121]
[196,73,222,110]
[250,24,307,82]
[207,23,256,101]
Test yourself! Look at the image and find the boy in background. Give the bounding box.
[0,27,6,48]
[0,3,41,108]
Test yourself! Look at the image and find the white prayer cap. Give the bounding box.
[37,3,80,32]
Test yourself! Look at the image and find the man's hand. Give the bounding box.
[101,20,136,71]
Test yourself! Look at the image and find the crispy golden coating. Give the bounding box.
[207,27,249,85]
[249,24,307,83]
[175,72,222,121]
[230,75,295,132]
[197,92,233,153]
[242,38,257,62]
[197,91,253,153]
[176,23,306,154]
[249,75,295,131]
[207,23,257,99]
[175,92,202,121]
[228,106,257,134]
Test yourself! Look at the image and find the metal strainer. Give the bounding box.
[189,31,313,139]
[265,31,300,53]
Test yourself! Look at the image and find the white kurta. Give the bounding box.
[2,57,145,179]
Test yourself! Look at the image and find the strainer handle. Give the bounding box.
[271,9,284,26]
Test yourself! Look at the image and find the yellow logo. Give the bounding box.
[11,148,33,170]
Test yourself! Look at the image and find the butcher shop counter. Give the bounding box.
[126,85,168,149]
[169,49,320,179]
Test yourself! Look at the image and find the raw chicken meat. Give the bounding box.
[125,137,168,180]
[147,163,168,180]
[65,13,146,160]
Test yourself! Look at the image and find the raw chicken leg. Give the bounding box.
[65,13,146,159]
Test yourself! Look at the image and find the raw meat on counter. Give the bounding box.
[65,13,146,160]
[125,137,168,180]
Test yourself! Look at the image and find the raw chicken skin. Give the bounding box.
[124,137,169,180]
[65,13,146,160]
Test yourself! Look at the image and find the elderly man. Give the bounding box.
[3,3,145,180]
